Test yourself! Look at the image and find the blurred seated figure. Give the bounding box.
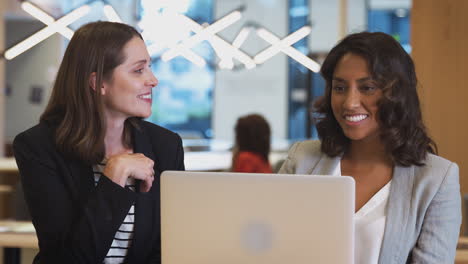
[232,114,273,173]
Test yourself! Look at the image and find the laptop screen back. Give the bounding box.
[160,171,355,264]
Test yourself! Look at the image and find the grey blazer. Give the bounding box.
[278,140,461,264]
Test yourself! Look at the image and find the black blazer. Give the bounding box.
[13,120,185,263]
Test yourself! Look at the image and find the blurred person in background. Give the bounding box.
[232,114,273,173]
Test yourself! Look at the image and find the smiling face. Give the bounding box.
[331,53,382,143]
[101,36,158,121]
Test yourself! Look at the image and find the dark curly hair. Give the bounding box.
[234,114,271,162]
[315,32,436,166]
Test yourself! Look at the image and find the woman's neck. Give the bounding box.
[104,117,129,157]
[344,136,392,167]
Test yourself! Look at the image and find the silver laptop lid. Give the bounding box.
[161,171,355,264]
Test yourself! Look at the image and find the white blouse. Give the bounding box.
[333,162,391,264]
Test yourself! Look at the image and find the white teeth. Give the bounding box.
[345,114,367,122]
[139,94,151,99]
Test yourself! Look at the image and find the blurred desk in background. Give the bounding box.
[1,222,468,264]
[0,221,37,248]
[457,236,468,263]
[0,159,20,219]
[182,138,291,171]
[0,221,37,264]
[0,183,468,263]
[184,151,287,172]
[1,152,288,173]
[182,138,292,153]
[0,158,17,173]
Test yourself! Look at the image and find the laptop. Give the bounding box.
[160,171,355,264]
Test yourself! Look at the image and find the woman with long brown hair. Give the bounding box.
[279,32,461,263]
[13,21,184,263]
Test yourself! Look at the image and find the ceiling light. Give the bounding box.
[21,1,74,39]
[254,26,320,72]
[5,4,91,60]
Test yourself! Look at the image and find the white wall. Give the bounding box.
[347,0,367,34]
[64,0,138,28]
[309,0,367,53]
[213,0,288,141]
[4,0,25,19]
[368,0,411,9]
[3,0,137,143]
[0,0,6,156]
[309,0,340,53]
[308,0,411,52]
[4,20,63,142]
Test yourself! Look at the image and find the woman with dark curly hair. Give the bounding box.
[232,114,273,173]
[279,32,461,263]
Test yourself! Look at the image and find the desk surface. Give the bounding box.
[1,151,287,173]
[184,151,286,171]
[0,158,18,173]
[0,221,467,260]
[457,237,468,263]
[0,221,38,249]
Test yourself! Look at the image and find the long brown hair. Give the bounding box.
[41,21,142,165]
[315,32,436,166]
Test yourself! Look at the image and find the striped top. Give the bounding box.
[93,163,136,264]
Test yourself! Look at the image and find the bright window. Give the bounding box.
[140,0,214,139]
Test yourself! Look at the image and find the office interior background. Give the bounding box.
[0,0,413,145]
[0,0,467,262]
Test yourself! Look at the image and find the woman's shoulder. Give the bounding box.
[137,120,182,145]
[14,122,54,148]
[136,120,183,151]
[278,140,324,174]
[285,140,323,165]
[420,153,458,176]
[411,153,459,190]
[13,122,58,167]
[287,140,322,158]
[139,120,179,137]
[236,151,266,163]
[419,153,458,176]
[425,153,456,167]
[234,151,272,173]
